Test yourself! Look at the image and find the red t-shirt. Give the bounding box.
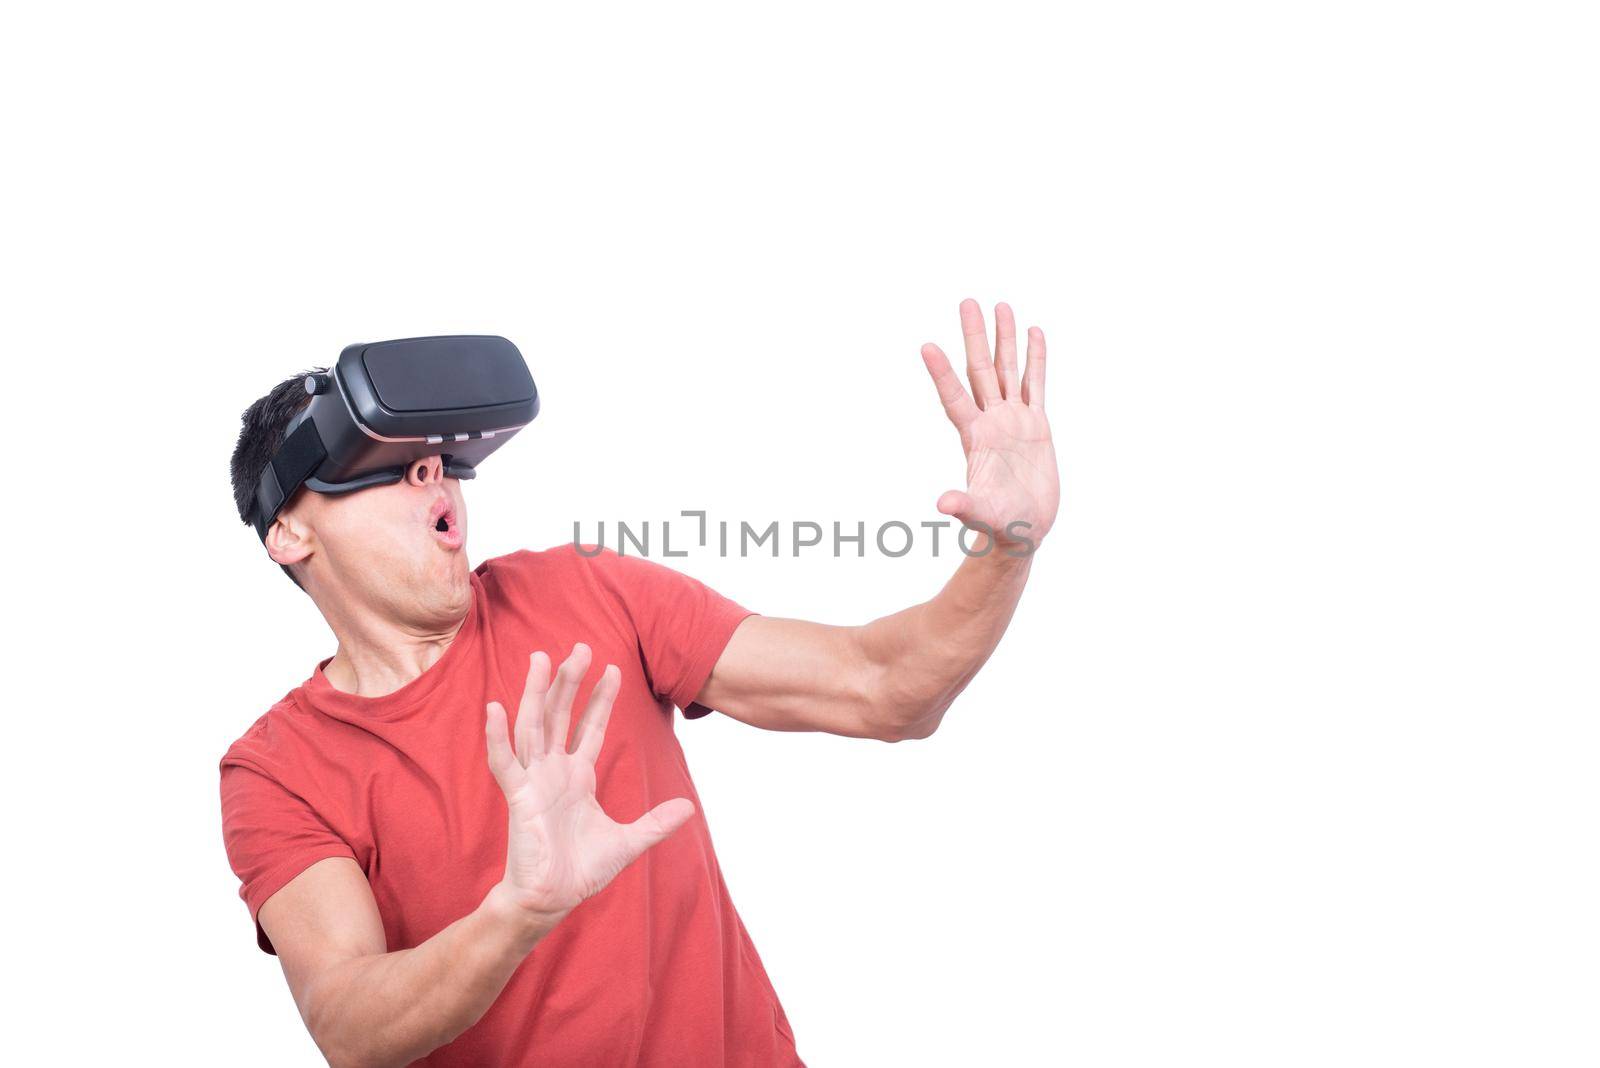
[220,546,802,1066]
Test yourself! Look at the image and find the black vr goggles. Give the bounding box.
[251,335,538,540]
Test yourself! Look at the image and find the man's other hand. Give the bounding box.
[484,644,695,931]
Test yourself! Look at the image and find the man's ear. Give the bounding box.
[265,507,314,569]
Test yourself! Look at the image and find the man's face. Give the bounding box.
[271,454,471,626]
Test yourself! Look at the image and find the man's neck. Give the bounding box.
[321,608,469,699]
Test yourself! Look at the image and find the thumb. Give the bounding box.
[620,797,696,859]
[936,490,979,526]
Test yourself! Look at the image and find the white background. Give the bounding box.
[3,2,1596,1065]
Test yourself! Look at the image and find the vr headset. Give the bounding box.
[251,335,538,540]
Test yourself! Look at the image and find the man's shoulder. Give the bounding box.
[218,690,317,781]
[478,541,589,577]
[475,542,640,604]
[479,542,697,591]
[474,543,637,634]
[476,542,618,580]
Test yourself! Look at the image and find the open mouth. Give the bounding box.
[428,497,463,550]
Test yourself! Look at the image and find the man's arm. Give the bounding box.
[698,299,1058,742]
[698,549,1031,741]
[258,646,694,1068]
[261,858,547,1068]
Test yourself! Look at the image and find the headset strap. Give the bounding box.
[252,418,328,540]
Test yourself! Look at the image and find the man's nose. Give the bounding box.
[405,455,445,488]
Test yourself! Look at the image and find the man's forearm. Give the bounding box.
[298,887,549,1068]
[857,541,1035,738]
[697,534,1040,739]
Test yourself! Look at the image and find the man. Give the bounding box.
[220,299,1059,1067]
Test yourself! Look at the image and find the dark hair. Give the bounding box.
[230,369,326,587]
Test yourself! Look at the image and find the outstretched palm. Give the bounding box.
[485,644,694,926]
[921,299,1060,549]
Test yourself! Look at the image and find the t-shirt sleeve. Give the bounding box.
[583,548,757,718]
[219,761,358,953]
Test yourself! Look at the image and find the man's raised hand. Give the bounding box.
[484,644,695,930]
[920,299,1060,551]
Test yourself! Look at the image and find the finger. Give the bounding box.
[994,302,1019,400]
[545,642,592,754]
[485,702,520,793]
[936,489,979,527]
[619,797,696,860]
[959,298,1001,409]
[574,664,621,762]
[1022,326,1046,407]
[515,651,552,763]
[920,343,980,434]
